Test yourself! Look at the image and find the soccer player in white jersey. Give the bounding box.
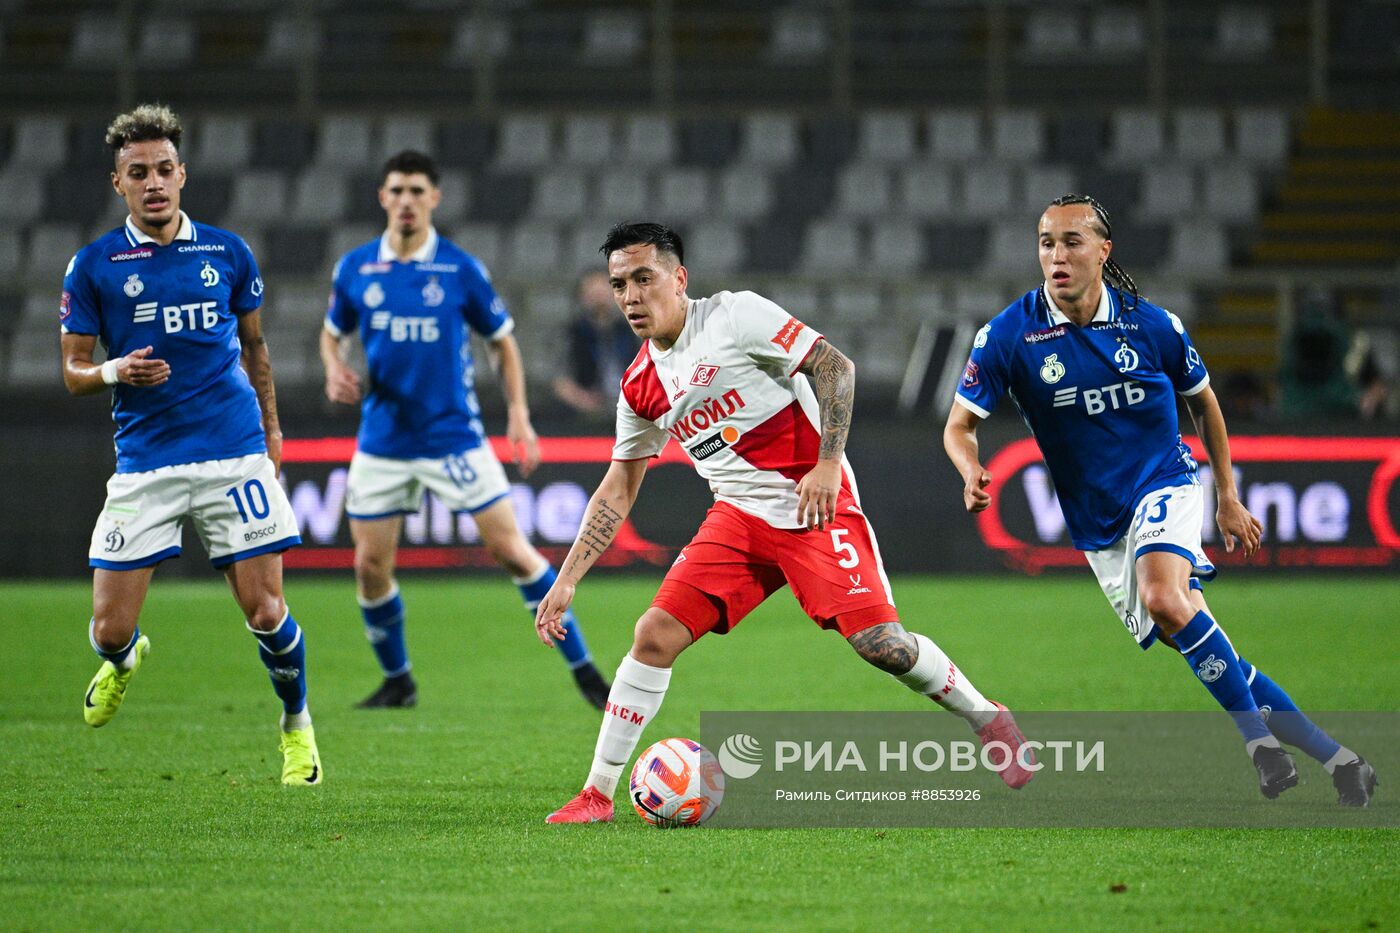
[536,222,1034,824]
[320,151,609,710]
[945,195,1374,804]
[60,105,320,784]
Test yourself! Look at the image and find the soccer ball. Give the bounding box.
[628,737,725,828]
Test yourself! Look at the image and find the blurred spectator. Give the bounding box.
[1347,326,1399,420]
[1278,288,1356,418]
[1218,369,1273,423]
[552,271,638,419]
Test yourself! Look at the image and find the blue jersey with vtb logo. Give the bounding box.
[61,213,267,474]
[325,229,513,460]
[956,284,1209,550]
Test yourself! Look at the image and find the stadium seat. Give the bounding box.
[1022,7,1082,58]
[8,117,68,170]
[1021,165,1077,212]
[961,165,1016,219]
[495,115,555,169]
[807,115,857,165]
[800,219,862,275]
[324,223,381,271]
[24,224,82,289]
[737,113,799,166]
[315,116,374,170]
[1234,108,1290,163]
[860,324,917,384]
[581,9,644,62]
[771,165,836,221]
[0,230,23,284]
[766,282,820,320]
[592,167,653,222]
[927,110,983,162]
[252,119,315,169]
[769,6,829,60]
[834,163,893,218]
[680,116,738,167]
[560,223,604,275]
[829,282,884,325]
[435,171,471,225]
[377,116,437,165]
[448,223,503,274]
[468,170,533,222]
[1173,108,1228,162]
[22,291,54,328]
[261,13,322,64]
[925,224,988,272]
[1166,221,1229,273]
[225,170,290,227]
[262,282,325,328]
[439,119,496,168]
[686,221,745,274]
[1136,164,1198,221]
[0,171,45,225]
[983,221,1037,276]
[744,217,803,273]
[46,173,117,228]
[1107,109,1166,165]
[619,114,677,166]
[856,112,919,163]
[952,281,1007,319]
[1202,164,1260,222]
[189,116,253,172]
[530,171,589,221]
[5,321,62,387]
[895,165,955,219]
[561,115,615,166]
[68,15,126,68]
[1049,114,1107,165]
[137,17,196,68]
[1215,5,1273,58]
[288,168,350,225]
[265,227,326,276]
[656,168,711,221]
[503,221,563,278]
[1090,6,1146,56]
[991,111,1045,162]
[520,285,574,329]
[446,12,511,66]
[717,167,774,221]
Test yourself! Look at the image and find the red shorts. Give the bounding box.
[652,499,899,642]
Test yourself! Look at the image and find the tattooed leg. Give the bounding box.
[847,622,918,675]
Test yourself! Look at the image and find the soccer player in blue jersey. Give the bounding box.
[60,105,321,785]
[319,150,609,709]
[944,195,1376,805]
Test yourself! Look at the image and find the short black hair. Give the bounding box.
[599,221,684,266]
[382,150,439,186]
[105,103,182,157]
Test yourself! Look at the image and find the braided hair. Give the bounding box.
[1047,194,1140,312]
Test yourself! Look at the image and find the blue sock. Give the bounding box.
[1173,611,1272,745]
[250,611,307,715]
[516,565,591,668]
[1239,658,1342,764]
[89,619,139,669]
[360,586,410,678]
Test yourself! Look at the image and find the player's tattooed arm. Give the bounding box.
[237,310,283,472]
[571,498,625,575]
[797,339,855,460]
[847,623,918,675]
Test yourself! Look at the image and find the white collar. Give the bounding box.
[378,227,439,263]
[126,210,195,245]
[1043,281,1114,326]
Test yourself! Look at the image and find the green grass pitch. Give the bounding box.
[1,575,1396,930]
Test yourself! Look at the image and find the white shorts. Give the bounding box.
[1084,482,1216,651]
[344,445,511,520]
[89,453,300,570]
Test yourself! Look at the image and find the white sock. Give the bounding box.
[585,654,671,798]
[896,632,998,730]
[281,706,312,732]
[1323,746,1360,775]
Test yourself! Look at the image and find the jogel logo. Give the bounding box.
[103,529,125,552]
[200,260,220,288]
[123,274,143,298]
[1196,653,1227,683]
[718,733,763,779]
[1040,353,1066,384]
[1114,344,1140,373]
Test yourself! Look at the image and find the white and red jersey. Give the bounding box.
[613,289,853,529]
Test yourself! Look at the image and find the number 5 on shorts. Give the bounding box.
[830,528,859,569]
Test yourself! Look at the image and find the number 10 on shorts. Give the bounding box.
[831,529,860,569]
[226,479,270,523]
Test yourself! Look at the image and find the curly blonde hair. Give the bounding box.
[105,103,183,155]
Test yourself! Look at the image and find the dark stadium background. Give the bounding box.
[1,0,1396,579]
